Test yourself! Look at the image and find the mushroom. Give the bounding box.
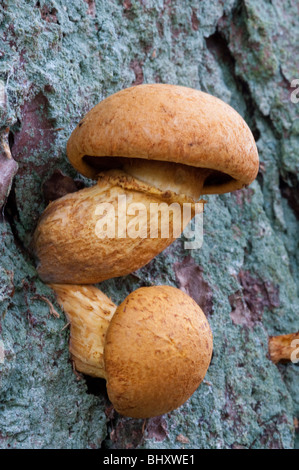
[269,332,299,364]
[51,283,213,418]
[33,84,259,284]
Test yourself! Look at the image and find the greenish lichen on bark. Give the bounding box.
[0,0,298,449]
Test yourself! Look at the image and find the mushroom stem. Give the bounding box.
[33,170,203,284]
[268,332,299,364]
[50,283,116,378]
[120,159,212,201]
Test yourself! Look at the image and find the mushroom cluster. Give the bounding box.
[32,84,259,418]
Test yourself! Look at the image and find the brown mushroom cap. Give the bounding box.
[67,84,259,194]
[104,285,213,418]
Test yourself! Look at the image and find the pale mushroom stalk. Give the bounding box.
[121,159,213,200]
[50,283,115,378]
[50,283,213,419]
[33,169,201,284]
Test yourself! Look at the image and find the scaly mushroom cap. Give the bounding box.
[67,84,259,195]
[104,285,213,418]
